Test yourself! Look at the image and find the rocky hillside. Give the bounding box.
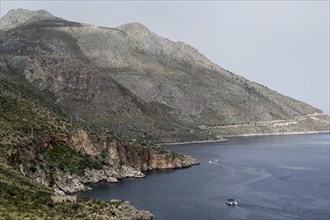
[0,67,197,218]
[0,161,153,219]
[0,69,199,184]
[0,8,329,143]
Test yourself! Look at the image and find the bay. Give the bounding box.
[78,133,330,220]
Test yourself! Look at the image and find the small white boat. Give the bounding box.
[226,199,238,206]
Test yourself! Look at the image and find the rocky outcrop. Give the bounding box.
[120,165,145,178]
[0,8,59,31]
[105,138,199,172]
[17,129,199,194]
[6,123,198,194]
[69,129,100,156]
[53,167,140,194]
[51,152,199,194]
[110,200,153,220]
[51,195,154,220]
[54,170,91,193]
[98,200,153,220]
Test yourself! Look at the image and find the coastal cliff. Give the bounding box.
[9,129,199,194]
[68,131,197,193]
[0,70,197,218]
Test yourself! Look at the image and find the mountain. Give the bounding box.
[0,8,328,219]
[0,10,198,218]
[0,9,328,144]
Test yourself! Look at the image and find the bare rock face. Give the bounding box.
[20,130,199,194]
[107,200,153,220]
[69,130,100,156]
[83,168,120,183]
[120,165,145,178]
[0,8,59,31]
[54,168,120,193]
[54,170,92,193]
[118,22,152,38]
[104,139,200,173]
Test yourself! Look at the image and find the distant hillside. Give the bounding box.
[0,9,328,143]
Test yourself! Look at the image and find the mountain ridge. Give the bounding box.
[0,8,328,143]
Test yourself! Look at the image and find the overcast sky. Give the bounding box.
[1,1,329,114]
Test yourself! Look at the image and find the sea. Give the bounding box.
[77,133,330,220]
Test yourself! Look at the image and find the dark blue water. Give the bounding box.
[78,133,330,220]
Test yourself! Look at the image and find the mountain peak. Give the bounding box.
[0,8,58,31]
[117,22,151,37]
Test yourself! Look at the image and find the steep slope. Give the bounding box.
[0,9,328,143]
[0,69,197,217]
[0,70,198,187]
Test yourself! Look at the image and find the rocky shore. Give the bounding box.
[52,155,199,195]
[80,199,154,220]
[107,200,153,220]
[20,130,199,195]
[14,129,199,220]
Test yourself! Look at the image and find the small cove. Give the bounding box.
[78,133,330,220]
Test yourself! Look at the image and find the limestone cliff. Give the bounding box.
[8,129,199,194]
[55,130,199,193]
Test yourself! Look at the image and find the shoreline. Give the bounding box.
[158,138,229,146]
[222,130,330,138]
[158,130,329,146]
[72,130,329,218]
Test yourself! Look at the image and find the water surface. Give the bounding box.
[78,133,330,220]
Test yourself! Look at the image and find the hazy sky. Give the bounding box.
[1,1,329,114]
